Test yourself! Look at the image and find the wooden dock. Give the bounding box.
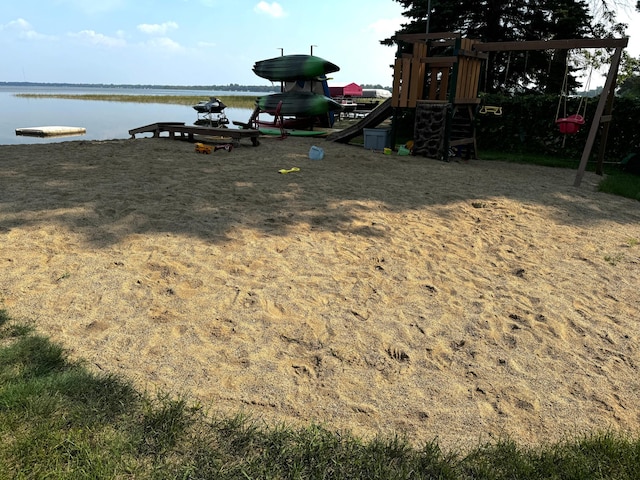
[128,122,261,146]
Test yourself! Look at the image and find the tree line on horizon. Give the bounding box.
[0,81,393,93]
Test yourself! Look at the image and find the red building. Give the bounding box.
[328,82,363,98]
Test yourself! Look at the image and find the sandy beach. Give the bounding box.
[1,135,638,451]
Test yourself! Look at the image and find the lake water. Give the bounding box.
[0,86,263,145]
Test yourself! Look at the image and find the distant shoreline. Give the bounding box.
[0,81,278,93]
[0,81,393,93]
[12,92,260,109]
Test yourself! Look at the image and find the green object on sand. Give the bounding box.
[252,54,340,82]
[257,91,343,117]
[259,128,326,137]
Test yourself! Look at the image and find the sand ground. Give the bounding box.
[1,135,639,451]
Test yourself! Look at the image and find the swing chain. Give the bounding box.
[555,61,570,122]
[555,54,592,123]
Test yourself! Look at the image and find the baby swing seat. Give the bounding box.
[555,113,585,135]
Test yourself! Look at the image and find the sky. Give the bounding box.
[0,0,406,87]
[1,0,638,88]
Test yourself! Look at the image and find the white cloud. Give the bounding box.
[1,18,55,41]
[1,18,32,31]
[144,37,183,52]
[137,22,179,35]
[68,30,126,47]
[254,2,286,18]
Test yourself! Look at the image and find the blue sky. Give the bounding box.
[1,1,638,88]
[0,0,406,87]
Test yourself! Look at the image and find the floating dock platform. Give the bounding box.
[15,126,87,138]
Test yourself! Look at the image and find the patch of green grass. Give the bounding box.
[604,253,625,266]
[459,433,640,480]
[598,171,640,202]
[1,308,639,479]
[480,150,640,201]
[14,93,259,109]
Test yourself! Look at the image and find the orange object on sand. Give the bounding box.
[195,143,212,154]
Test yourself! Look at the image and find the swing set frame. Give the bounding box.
[390,35,627,185]
[473,37,629,186]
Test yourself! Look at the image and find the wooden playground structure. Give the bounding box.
[390,32,629,186]
[392,33,485,163]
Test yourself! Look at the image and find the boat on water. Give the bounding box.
[192,97,229,127]
[333,98,359,120]
[252,54,340,82]
[192,97,227,114]
[337,98,358,110]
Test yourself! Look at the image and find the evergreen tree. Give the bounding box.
[618,75,640,97]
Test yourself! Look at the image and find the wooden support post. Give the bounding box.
[399,57,412,107]
[574,46,624,187]
[390,107,399,152]
[408,42,427,107]
[595,78,617,175]
[392,58,403,108]
[447,37,462,104]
